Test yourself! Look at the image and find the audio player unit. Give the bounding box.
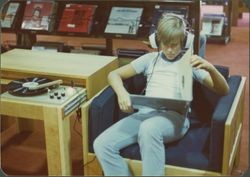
[2,77,87,117]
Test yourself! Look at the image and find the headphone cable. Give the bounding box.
[140,49,160,95]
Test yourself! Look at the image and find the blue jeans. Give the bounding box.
[199,32,207,58]
[93,106,190,176]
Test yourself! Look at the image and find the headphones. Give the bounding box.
[149,13,194,49]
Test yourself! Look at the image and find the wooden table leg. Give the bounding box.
[232,0,239,26]
[43,107,72,176]
[1,115,16,131]
[17,118,34,132]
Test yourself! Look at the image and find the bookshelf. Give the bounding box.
[1,0,201,55]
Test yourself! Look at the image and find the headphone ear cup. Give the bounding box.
[149,32,158,49]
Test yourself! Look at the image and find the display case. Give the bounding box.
[1,0,201,54]
[201,0,232,44]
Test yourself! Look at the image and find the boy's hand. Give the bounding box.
[117,91,134,113]
[190,55,214,72]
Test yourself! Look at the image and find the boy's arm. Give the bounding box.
[190,55,229,96]
[108,64,138,113]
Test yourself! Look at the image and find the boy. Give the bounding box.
[94,14,229,176]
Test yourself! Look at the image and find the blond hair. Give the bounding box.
[157,14,186,46]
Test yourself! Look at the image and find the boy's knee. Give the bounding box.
[93,136,104,155]
[93,136,114,156]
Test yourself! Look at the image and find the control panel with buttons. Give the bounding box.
[1,86,87,116]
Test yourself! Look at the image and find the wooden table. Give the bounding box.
[0,49,118,175]
[1,49,118,99]
[1,87,86,176]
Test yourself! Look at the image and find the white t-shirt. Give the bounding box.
[131,51,209,99]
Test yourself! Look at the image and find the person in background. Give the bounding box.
[199,31,207,58]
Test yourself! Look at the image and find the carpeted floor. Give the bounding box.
[1,11,249,177]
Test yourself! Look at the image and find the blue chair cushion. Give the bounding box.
[88,86,119,153]
[120,124,210,170]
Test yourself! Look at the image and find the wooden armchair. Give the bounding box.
[81,65,246,176]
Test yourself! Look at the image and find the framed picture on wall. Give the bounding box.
[21,0,57,31]
[104,7,143,36]
[1,2,21,29]
[58,3,97,34]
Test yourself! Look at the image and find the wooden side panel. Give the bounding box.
[86,59,118,99]
[81,88,107,176]
[222,77,246,175]
[128,159,221,176]
[84,154,103,176]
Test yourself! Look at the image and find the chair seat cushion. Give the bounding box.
[120,124,210,171]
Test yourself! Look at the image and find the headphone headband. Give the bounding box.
[162,13,188,32]
[149,13,194,49]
